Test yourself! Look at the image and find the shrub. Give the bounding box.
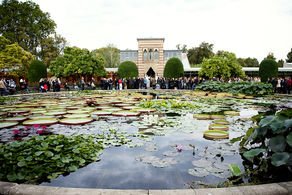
[259,59,278,82]
[28,60,47,82]
[196,81,274,96]
[163,57,184,78]
[118,61,138,79]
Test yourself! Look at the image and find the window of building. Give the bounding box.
[143,49,147,61]
[149,49,153,60]
[154,49,158,60]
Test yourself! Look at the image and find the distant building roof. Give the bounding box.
[137,38,165,41]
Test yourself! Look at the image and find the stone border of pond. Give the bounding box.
[0,181,292,195]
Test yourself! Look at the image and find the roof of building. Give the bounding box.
[184,67,292,72]
[137,38,165,41]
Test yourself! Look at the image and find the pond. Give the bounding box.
[0,91,289,189]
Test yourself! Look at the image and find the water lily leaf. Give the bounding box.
[188,168,209,177]
[269,135,286,152]
[243,148,266,162]
[192,159,212,168]
[228,164,242,176]
[68,165,78,172]
[163,150,178,157]
[271,152,290,167]
[286,133,292,147]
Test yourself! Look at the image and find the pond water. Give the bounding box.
[0,91,289,189]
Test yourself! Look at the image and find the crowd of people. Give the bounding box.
[0,75,291,96]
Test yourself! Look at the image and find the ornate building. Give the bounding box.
[120,38,183,77]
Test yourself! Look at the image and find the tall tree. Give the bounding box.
[92,44,120,68]
[0,36,34,77]
[277,59,284,67]
[286,48,292,63]
[237,57,259,67]
[49,46,106,78]
[187,42,214,65]
[0,0,56,58]
[199,51,245,79]
[265,52,276,61]
[39,33,67,67]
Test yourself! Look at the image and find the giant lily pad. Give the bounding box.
[3,116,28,122]
[63,114,91,118]
[193,114,210,120]
[112,111,140,117]
[91,110,112,116]
[59,117,93,125]
[210,115,226,120]
[133,108,156,113]
[45,111,67,116]
[214,120,230,125]
[0,121,18,129]
[224,111,240,116]
[209,124,229,131]
[23,118,58,126]
[203,130,229,139]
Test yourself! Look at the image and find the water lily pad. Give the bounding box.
[91,110,112,116]
[192,159,212,168]
[194,114,210,120]
[163,150,178,157]
[210,115,226,120]
[228,164,242,176]
[122,106,140,110]
[63,114,91,118]
[59,117,93,125]
[188,168,209,177]
[23,118,58,126]
[224,111,240,116]
[203,130,229,139]
[67,109,91,114]
[133,108,156,113]
[3,116,28,122]
[45,111,67,116]
[209,124,229,131]
[0,121,18,129]
[112,111,140,117]
[214,120,230,125]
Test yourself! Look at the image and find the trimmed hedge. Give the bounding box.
[118,61,138,78]
[196,81,274,96]
[259,59,278,82]
[163,57,184,78]
[28,60,47,82]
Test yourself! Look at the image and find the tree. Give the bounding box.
[277,59,284,67]
[176,44,187,53]
[39,34,67,67]
[0,0,56,57]
[199,51,245,79]
[49,46,106,78]
[0,36,34,77]
[28,60,47,82]
[118,61,138,79]
[237,57,259,67]
[259,59,278,82]
[286,48,292,63]
[265,52,276,61]
[163,57,184,78]
[92,44,120,68]
[187,42,214,65]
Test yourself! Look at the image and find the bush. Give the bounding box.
[28,60,47,82]
[196,81,274,96]
[163,57,184,78]
[118,61,138,79]
[259,59,278,82]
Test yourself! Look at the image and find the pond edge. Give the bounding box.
[0,181,292,195]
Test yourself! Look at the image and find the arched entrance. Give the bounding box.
[146,67,155,77]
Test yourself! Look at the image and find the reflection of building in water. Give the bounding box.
[120,38,186,77]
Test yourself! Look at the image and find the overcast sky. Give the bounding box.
[32,0,292,61]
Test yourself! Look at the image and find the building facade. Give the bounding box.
[120,38,182,78]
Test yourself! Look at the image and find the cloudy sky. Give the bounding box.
[32,0,292,61]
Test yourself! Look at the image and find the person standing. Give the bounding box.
[287,77,292,94]
[81,77,85,90]
[0,78,6,96]
[118,78,123,90]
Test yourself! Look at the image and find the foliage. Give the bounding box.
[286,48,292,63]
[39,34,67,67]
[196,81,274,96]
[0,134,103,183]
[92,44,120,68]
[259,59,278,82]
[199,51,245,79]
[0,36,34,77]
[118,61,138,79]
[265,52,276,61]
[237,57,259,67]
[49,46,106,78]
[138,99,200,111]
[0,96,19,105]
[176,44,187,53]
[28,60,47,82]
[239,109,292,182]
[0,0,56,58]
[277,59,284,68]
[187,42,214,65]
[163,57,184,78]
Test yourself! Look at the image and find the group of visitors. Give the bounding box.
[39,78,62,92]
[268,77,292,94]
[0,78,18,96]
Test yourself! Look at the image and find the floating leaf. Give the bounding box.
[188,168,209,177]
[271,152,290,167]
[243,148,266,162]
[228,164,242,176]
